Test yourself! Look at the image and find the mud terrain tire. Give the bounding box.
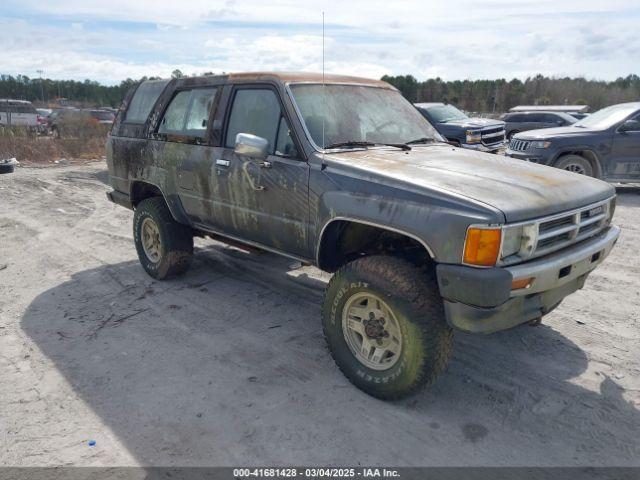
[322,255,453,399]
[133,197,193,280]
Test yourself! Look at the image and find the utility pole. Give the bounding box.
[37,69,45,104]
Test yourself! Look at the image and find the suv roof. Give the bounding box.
[170,71,394,88]
[414,102,445,108]
[509,105,589,113]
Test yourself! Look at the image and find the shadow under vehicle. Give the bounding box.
[19,246,640,465]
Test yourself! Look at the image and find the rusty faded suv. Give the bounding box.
[106,73,620,399]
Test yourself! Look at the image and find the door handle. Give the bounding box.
[216,159,230,167]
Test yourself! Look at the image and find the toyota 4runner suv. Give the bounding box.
[106,73,620,399]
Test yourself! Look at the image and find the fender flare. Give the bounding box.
[315,216,437,267]
[129,180,191,226]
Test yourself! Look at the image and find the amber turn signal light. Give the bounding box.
[463,227,501,266]
[511,277,535,290]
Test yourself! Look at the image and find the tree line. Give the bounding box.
[381,74,640,113]
[2,72,639,113]
[0,70,192,108]
[0,74,146,108]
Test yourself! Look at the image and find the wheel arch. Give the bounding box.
[129,180,191,225]
[316,217,436,272]
[552,149,603,179]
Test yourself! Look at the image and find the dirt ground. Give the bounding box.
[0,162,639,467]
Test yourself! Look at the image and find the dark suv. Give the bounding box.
[501,111,577,139]
[506,102,640,181]
[106,73,619,399]
[414,102,505,152]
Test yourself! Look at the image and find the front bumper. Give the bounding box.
[436,225,620,333]
[504,148,547,164]
[462,141,505,153]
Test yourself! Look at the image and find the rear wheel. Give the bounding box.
[554,154,594,177]
[133,197,193,280]
[322,255,453,400]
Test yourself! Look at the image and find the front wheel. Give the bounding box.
[322,256,453,400]
[133,197,193,280]
[554,154,594,177]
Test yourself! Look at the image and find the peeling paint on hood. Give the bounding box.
[325,145,615,223]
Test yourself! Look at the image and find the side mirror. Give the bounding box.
[619,119,640,133]
[234,133,269,160]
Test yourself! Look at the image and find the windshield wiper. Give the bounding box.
[405,137,438,145]
[324,141,411,151]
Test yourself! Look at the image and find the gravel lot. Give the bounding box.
[1,162,639,467]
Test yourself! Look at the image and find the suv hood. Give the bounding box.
[516,125,595,139]
[326,145,614,223]
[441,117,504,129]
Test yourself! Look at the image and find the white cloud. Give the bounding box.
[1,0,638,83]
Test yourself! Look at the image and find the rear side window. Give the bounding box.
[158,87,217,138]
[125,80,169,123]
[225,89,281,152]
[159,91,191,132]
[185,89,216,133]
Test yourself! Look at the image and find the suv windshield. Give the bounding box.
[425,104,468,123]
[289,84,442,149]
[574,104,639,130]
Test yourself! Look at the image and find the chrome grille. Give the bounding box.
[481,127,505,146]
[509,138,530,151]
[500,198,612,265]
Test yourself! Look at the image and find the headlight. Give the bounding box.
[530,140,551,149]
[466,130,482,144]
[501,226,523,258]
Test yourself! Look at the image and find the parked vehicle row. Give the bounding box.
[506,102,640,182]
[0,99,38,128]
[414,102,506,153]
[501,111,577,139]
[0,99,116,136]
[106,73,619,399]
[509,104,590,120]
[48,109,115,137]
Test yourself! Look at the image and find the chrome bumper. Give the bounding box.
[462,141,505,152]
[507,225,620,297]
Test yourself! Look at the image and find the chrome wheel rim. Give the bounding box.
[341,292,403,371]
[141,217,162,263]
[564,163,586,175]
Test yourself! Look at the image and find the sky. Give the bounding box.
[1,0,639,85]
